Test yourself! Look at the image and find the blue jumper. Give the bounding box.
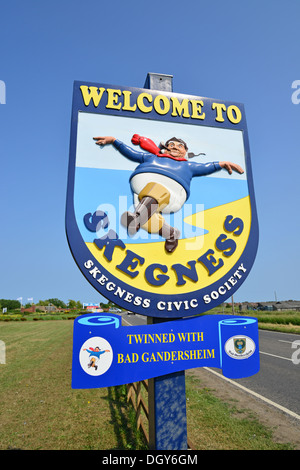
[86,349,106,359]
[113,140,221,199]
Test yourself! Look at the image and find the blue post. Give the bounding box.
[148,365,188,450]
[147,315,187,450]
[143,70,188,446]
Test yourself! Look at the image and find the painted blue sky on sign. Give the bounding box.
[73,112,249,244]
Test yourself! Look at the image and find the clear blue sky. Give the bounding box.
[0,0,299,305]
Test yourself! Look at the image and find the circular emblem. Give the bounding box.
[224,335,255,360]
[79,337,113,376]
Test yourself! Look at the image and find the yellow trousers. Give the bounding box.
[138,182,170,234]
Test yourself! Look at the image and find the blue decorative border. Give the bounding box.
[66,81,259,318]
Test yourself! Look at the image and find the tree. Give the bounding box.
[45,298,67,309]
[100,302,110,310]
[68,300,82,310]
[0,299,21,311]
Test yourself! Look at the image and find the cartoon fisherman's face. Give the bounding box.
[164,138,188,160]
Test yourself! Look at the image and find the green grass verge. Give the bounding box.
[2,308,300,335]
[186,376,293,450]
[0,321,295,450]
[0,321,146,450]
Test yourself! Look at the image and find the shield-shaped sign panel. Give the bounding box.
[66,81,258,318]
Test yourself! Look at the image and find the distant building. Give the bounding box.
[21,305,37,313]
[239,302,258,311]
[21,305,67,313]
[83,303,103,312]
[275,301,300,311]
[240,300,300,312]
[247,300,300,312]
[256,302,276,311]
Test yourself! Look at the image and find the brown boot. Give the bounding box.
[159,224,180,253]
[121,197,158,236]
[121,211,140,235]
[165,237,179,253]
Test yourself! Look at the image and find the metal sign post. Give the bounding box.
[145,74,187,451]
[147,325,188,449]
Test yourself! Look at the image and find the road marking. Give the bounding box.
[203,367,300,422]
[260,351,292,361]
[124,317,300,419]
[279,339,294,344]
[122,317,131,326]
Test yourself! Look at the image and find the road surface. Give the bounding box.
[230,329,300,417]
[120,312,300,419]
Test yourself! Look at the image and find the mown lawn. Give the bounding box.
[0,320,294,450]
[0,320,146,450]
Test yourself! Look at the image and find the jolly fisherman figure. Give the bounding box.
[94,134,244,253]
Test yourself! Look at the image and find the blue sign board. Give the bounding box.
[66,80,259,318]
[72,313,259,389]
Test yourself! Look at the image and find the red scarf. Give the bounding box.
[131,134,187,161]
